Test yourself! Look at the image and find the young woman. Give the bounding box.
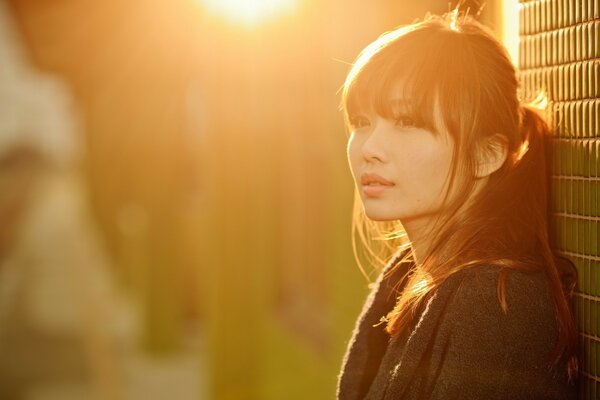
[336,11,579,400]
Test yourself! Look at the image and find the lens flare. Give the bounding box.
[514,139,530,162]
[199,0,298,26]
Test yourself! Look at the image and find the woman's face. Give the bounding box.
[346,96,456,233]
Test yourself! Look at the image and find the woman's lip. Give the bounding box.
[363,184,394,197]
[361,172,394,186]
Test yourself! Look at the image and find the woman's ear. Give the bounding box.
[475,133,509,178]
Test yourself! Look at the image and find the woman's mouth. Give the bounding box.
[362,182,395,197]
[360,172,395,197]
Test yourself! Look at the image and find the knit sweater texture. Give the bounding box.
[336,250,578,400]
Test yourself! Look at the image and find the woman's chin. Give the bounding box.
[363,209,400,222]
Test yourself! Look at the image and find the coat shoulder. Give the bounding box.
[441,265,554,315]
[357,264,577,400]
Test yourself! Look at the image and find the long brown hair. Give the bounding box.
[341,11,579,381]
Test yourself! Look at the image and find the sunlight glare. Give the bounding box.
[500,0,519,65]
[199,0,298,26]
[412,276,430,295]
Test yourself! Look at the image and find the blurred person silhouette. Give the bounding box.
[0,3,136,399]
[336,9,579,400]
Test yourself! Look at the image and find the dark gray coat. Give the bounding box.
[336,251,578,400]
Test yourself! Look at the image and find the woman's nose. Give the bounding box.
[361,120,388,162]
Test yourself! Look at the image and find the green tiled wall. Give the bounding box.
[518,0,599,397]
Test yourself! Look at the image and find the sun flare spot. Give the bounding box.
[448,8,460,31]
[412,275,431,295]
[199,0,298,26]
[514,139,530,162]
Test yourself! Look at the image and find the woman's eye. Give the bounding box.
[394,115,416,128]
[349,115,370,129]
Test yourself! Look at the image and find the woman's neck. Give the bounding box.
[402,218,437,267]
[404,176,490,266]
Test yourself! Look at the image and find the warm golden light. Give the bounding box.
[530,89,549,110]
[500,0,519,65]
[514,139,530,162]
[344,24,417,95]
[412,276,430,295]
[199,0,298,26]
[448,8,459,32]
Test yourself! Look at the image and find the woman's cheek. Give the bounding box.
[346,138,362,181]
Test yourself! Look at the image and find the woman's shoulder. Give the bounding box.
[437,265,558,342]
[443,264,553,307]
[381,265,575,399]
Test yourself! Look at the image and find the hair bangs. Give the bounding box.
[343,32,448,136]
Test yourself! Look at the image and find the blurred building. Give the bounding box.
[0,2,137,399]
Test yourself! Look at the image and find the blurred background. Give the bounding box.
[0,0,597,399]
